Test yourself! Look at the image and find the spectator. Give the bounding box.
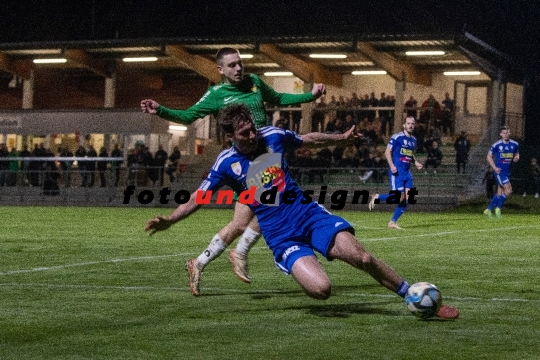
[340,144,359,168]
[166,146,181,183]
[424,140,443,173]
[523,157,540,198]
[441,92,455,135]
[110,144,123,187]
[154,144,168,186]
[140,146,155,186]
[404,96,418,119]
[420,94,441,127]
[59,146,74,187]
[290,105,302,133]
[311,96,327,132]
[482,166,497,201]
[86,145,98,187]
[98,146,109,187]
[454,130,471,173]
[379,92,390,137]
[75,145,87,187]
[368,92,378,122]
[19,145,31,186]
[0,143,8,186]
[414,123,427,154]
[7,147,19,186]
[359,150,387,183]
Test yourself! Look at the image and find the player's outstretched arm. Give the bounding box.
[145,191,202,236]
[141,99,160,114]
[301,125,357,148]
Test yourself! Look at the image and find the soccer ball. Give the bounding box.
[405,282,442,319]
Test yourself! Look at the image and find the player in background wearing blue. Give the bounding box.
[484,126,520,218]
[368,116,423,229]
[144,104,459,319]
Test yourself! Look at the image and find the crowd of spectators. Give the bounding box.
[0,142,184,192]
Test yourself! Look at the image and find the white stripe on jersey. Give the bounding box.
[259,126,302,141]
[211,147,238,172]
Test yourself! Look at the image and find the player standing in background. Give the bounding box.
[141,47,326,295]
[368,116,423,229]
[143,104,459,319]
[484,126,520,218]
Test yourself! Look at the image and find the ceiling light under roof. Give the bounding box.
[239,54,253,59]
[406,51,445,56]
[33,58,67,64]
[351,70,387,75]
[122,57,158,62]
[443,71,481,76]
[264,71,294,76]
[169,125,187,131]
[309,54,347,59]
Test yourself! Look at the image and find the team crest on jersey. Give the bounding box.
[499,145,503,151]
[251,85,258,93]
[403,139,408,146]
[231,161,242,176]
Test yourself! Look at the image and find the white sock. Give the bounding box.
[235,227,261,257]
[196,235,227,269]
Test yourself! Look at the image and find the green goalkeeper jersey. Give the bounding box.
[156,73,314,128]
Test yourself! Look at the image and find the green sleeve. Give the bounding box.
[155,91,219,125]
[253,75,315,106]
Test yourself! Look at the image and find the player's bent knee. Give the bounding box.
[306,284,331,300]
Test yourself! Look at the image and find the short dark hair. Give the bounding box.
[215,47,239,65]
[500,125,510,132]
[217,104,253,134]
[403,115,415,123]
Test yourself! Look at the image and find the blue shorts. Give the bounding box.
[495,173,510,186]
[387,169,413,191]
[265,204,354,275]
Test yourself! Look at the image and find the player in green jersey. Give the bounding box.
[141,47,326,295]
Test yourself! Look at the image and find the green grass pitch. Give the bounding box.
[1,198,539,359]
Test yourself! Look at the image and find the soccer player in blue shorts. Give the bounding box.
[484,126,520,218]
[141,47,326,289]
[144,104,459,319]
[368,116,423,229]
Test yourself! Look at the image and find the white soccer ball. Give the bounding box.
[405,282,442,319]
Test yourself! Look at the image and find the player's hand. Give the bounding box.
[141,99,160,114]
[342,126,360,142]
[145,215,174,236]
[494,167,501,174]
[415,161,423,170]
[311,83,326,98]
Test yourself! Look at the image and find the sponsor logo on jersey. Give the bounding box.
[501,153,514,159]
[400,148,413,156]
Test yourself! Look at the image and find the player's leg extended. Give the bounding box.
[369,170,394,210]
[328,231,407,294]
[230,203,260,283]
[328,231,459,319]
[290,255,332,300]
[186,203,253,296]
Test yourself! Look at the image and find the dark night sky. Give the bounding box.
[1,0,539,61]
